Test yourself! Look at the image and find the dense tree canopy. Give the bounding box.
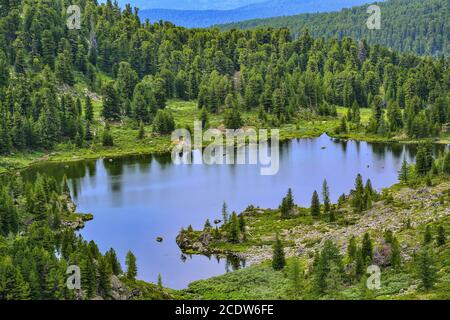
[0,0,448,156]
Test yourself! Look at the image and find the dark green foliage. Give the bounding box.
[272,235,286,271]
[322,180,330,213]
[204,219,211,231]
[222,202,229,224]
[416,246,437,291]
[310,191,321,217]
[312,240,344,294]
[361,233,373,264]
[280,188,294,219]
[199,107,209,129]
[125,250,137,281]
[84,96,94,121]
[102,81,121,121]
[423,225,433,245]
[106,248,122,276]
[137,121,145,140]
[347,236,357,263]
[0,173,126,300]
[416,145,434,176]
[436,226,446,246]
[390,237,401,269]
[223,105,243,130]
[0,0,447,157]
[219,0,448,56]
[229,212,240,243]
[351,174,366,213]
[398,157,409,182]
[102,123,114,147]
[152,109,175,135]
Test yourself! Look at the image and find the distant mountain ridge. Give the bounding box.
[138,0,373,28]
[112,0,266,11]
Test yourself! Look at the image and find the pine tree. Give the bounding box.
[338,115,348,134]
[289,258,303,297]
[137,121,145,140]
[399,157,409,182]
[416,246,437,291]
[312,240,344,294]
[106,248,122,276]
[347,236,358,262]
[125,250,137,280]
[322,180,330,213]
[310,190,321,217]
[436,225,446,246]
[102,81,121,121]
[286,188,294,211]
[102,123,114,147]
[390,237,401,269]
[423,225,432,245]
[361,233,373,264]
[97,257,112,298]
[352,174,365,213]
[272,235,286,271]
[85,96,94,121]
[157,273,163,289]
[203,219,211,230]
[222,202,229,224]
[229,212,240,243]
[152,109,175,135]
[199,107,209,129]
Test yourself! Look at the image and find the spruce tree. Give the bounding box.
[199,107,209,129]
[272,235,286,271]
[102,123,114,147]
[229,212,240,243]
[97,257,112,298]
[102,81,121,121]
[310,190,321,217]
[390,237,401,269]
[436,225,446,246]
[416,246,437,291]
[423,225,432,245]
[137,121,145,140]
[106,248,122,276]
[399,157,409,182]
[85,96,94,121]
[322,180,330,213]
[361,233,373,264]
[158,274,163,289]
[125,250,137,281]
[222,202,228,224]
[352,174,365,213]
[347,236,358,262]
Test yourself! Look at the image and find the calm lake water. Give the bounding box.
[22,134,447,289]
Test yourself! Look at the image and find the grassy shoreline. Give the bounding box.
[1,101,448,175]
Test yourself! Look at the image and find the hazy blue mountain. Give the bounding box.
[138,0,374,27]
[112,0,266,11]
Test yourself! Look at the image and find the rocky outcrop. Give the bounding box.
[176,230,217,254]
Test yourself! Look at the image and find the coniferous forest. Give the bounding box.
[219,0,449,56]
[0,0,449,302]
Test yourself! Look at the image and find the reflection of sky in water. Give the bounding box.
[21,135,447,289]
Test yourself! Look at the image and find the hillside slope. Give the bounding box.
[218,0,449,56]
[139,0,372,28]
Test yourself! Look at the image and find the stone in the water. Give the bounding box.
[156,237,163,242]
